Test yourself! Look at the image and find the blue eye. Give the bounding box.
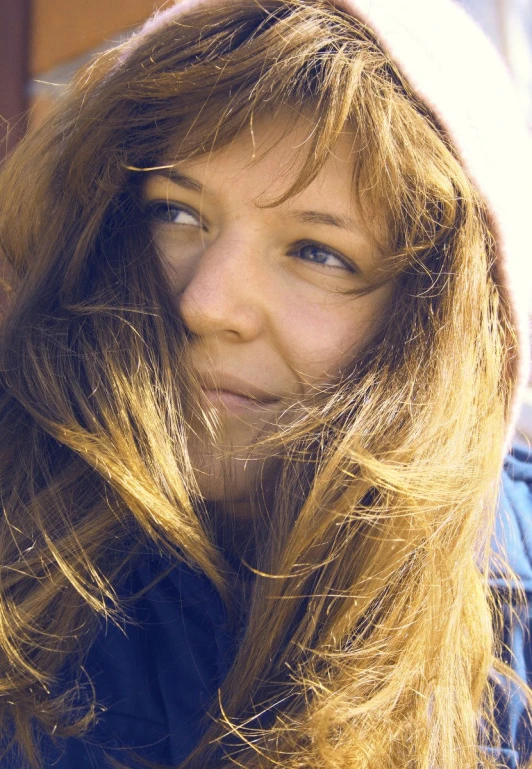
[293,242,353,271]
[145,201,201,227]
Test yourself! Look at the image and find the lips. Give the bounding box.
[196,370,281,413]
[200,389,275,414]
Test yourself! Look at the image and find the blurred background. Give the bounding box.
[1,0,166,153]
[1,0,532,442]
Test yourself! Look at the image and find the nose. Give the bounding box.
[177,232,267,342]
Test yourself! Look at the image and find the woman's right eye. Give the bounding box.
[145,201,201,227]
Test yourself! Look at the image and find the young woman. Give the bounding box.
[0,0,531,767]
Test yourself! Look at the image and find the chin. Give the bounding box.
[186,417,279,508]
[188,445,258,504]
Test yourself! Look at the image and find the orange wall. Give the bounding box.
[30,0,165,75]
[28,0,167,127]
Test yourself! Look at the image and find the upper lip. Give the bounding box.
[196,371,281,403]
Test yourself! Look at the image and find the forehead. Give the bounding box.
[160,112,360,211]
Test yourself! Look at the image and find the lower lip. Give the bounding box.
[201,389,277,414]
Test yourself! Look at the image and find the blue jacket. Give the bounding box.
[4,446,532,768]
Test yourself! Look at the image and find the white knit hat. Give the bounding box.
[136,0,532,444]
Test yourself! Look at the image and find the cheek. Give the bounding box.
[280,287,391,385]
[155,234,197,290]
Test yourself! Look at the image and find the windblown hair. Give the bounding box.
[0,1,530,767]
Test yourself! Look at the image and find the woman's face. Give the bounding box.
[142,115,392,514]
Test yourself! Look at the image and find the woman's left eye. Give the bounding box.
[145,201,201,227]
[291,242,353,272]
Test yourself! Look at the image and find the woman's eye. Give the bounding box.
[145,201,201,227]
[292,242,353,271]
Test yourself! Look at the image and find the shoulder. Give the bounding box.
[488,445,532,765]
[19,552,235,768]
[491,444,532,592]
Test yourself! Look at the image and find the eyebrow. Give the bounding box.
[150,168,364,235]
[289,209,363,235]
[151,168,208,196]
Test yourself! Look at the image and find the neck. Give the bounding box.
[210,499,257,571]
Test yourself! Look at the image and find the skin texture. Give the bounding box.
[142,116,393,516]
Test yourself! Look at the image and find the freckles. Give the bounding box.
[283,292,386,383]
[283,316,356,379]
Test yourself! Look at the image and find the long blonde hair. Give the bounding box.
[0,1,529,767]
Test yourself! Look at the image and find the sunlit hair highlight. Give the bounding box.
[0,1,530,767]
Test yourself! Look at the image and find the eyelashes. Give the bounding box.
[288,241,355,272]
[144,201,203,228]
